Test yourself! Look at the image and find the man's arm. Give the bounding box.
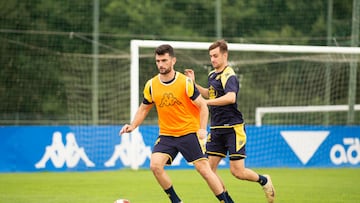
[195,84,209,99]
[192,95,209,139]
[206,92,236,106]
[184,69,209,98]
[120,103,153,135]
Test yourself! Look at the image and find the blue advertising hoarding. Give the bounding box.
[0,125,359,172]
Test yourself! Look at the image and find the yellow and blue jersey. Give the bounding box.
[208,66,244,128]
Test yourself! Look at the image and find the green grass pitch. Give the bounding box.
[0,168,359,202]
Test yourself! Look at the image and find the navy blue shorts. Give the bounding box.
[206,123,247,160]
[152,133,207,165]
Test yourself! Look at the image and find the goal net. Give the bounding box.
[128,39,360,169]
[132,39,360,127]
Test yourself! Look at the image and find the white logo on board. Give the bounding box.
[280,131,330,165]
[35,131,95,168]
[330,138,360,165]
[105,129,151,170]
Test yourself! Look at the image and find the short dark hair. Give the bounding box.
[155,44,175,57]
[209,39,228,53]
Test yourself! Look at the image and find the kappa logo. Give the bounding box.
[105,129,151,169]
[280,131,330,165]
[159,93,182,107]
[35,131,95,168]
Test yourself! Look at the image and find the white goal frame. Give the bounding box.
[255,105,360,126]
[130,39,360,122]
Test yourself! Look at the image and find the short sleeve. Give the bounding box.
[186,77,200,100]
[143,79,153,103]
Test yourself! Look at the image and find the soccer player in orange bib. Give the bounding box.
[185,39,276,203]
[120,44,233,203]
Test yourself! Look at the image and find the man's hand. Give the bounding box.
[197,129,208,140]
[184,69,195,82]
[119,124,134,135]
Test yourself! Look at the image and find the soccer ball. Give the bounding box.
[114,199,130,203]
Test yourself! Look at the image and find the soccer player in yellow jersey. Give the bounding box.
[120,44,233,203]
[185,39,276,203]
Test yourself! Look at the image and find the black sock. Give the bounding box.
[258,174,268,186]
[225,191,234,203]
[164,186,181,203]
[216,191,229,202]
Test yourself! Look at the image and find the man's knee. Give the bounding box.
[150,160,164,174]
[230,160,246,179]
[231,168,247,179]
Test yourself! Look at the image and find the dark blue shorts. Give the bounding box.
[152,133,207,165]
[206,123,247,160]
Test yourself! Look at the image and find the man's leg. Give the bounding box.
[208,156,234,202]
[194,159,232,203]
[230,159,275,203]
[150,152,182,203]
